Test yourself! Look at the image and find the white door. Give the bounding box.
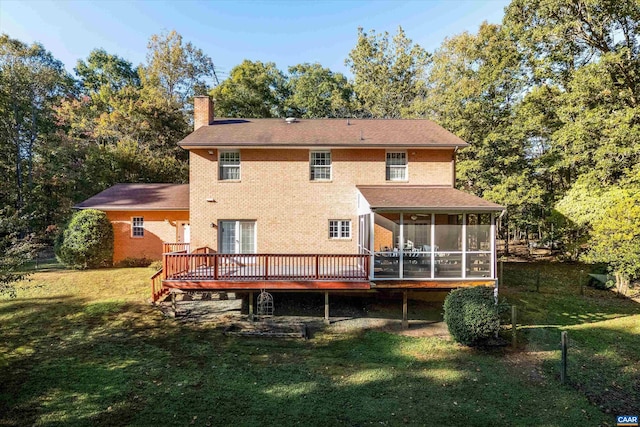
[219,221,256,254]
[177,222,190,243]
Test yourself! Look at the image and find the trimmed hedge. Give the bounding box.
[443,287,500,345]
[55,209,114,269]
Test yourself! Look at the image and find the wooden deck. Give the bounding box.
[151,248,496,302]
[162,280,371,291]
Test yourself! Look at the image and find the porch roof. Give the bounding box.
[357,186,504,212]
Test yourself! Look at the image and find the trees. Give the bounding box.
[0,211,37,297]
[0,34,73,212]
[582,192,640,294]
[143,30,218,110]
[346,26,429,118]
[211,60,289,118]
[286,63,353,118]
[75,48,140,95]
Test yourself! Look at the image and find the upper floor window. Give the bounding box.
[310,151,331,181]
[132,217,144,237]
[386,151,407,181]
[219,151,240,180]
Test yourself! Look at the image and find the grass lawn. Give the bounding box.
[1,262,638,426]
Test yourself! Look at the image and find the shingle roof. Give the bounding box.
[178,118,469,148]
[74,184,189,211]
[357,186,504,211]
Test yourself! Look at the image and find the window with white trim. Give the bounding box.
[132,217,144,237]
[219,151,240,180]
[386,151,407,181]
[329,220,351,239]
[310,151,332,181]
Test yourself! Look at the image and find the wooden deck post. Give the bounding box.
[248,292,254,321]
[402,291,408,329]
[561,331,568,384]
[512,305,517,347]
[324,292,330,325]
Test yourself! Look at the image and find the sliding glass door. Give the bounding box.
[219,221,256,254]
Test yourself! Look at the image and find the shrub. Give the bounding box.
[148,260,163,271]
[116,257,155,268]
[55,209,113,269]
[443,287,500,346]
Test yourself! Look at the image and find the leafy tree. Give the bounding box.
[285,63,353,118]
[582,191,640,294]
[0,210,38,297]
[504,0,640,251]
[211,60,289,118]
[0,34,73,212]
[418,23,543,247]
[55,209,114,269]
[142,30,218,109]
[75,48,140,95]
[346,26,429,118]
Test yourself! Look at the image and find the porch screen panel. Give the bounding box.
[466,214,492,277]
[434,214,463,278]
[373,213,400,279]
[402,215,433,278]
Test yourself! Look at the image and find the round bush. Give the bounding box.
[55,209,114,269]
[443,287,500,345]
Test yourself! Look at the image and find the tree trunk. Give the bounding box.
[615,272,629,297]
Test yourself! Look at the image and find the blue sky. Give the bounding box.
[0,0,510,80]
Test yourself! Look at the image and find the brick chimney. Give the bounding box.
[194,96,214,130]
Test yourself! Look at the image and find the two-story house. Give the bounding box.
[150,96,503,309]
[79,95,503,319]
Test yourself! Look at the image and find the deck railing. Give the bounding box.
[163,253,370,282]
[150,268,167,302]
[163,242,190,254]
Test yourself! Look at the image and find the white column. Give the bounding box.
[369,212,375,280]
[430,213,435,279]
[399,213,404,279]
[462,213,467,279]
[491,213,496,280]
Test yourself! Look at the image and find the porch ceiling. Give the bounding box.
[357,186,504,212]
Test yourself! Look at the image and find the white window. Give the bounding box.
[329,220,351,239]
[386,151,407,181]
[219,151,240,180]
[132,217,144,237]
[310,151,331,181]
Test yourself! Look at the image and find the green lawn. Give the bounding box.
[1,263,637,426]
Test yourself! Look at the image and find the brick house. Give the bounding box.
[75,184,189,263]
[150,96,504,313]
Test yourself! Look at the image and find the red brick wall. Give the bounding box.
[107,210,189,262]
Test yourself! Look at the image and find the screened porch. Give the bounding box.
[358,212,497,281]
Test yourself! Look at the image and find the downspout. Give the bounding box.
[452,146,458,187]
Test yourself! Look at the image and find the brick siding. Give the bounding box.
[107,210,189,262]
[189,148,454,254]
